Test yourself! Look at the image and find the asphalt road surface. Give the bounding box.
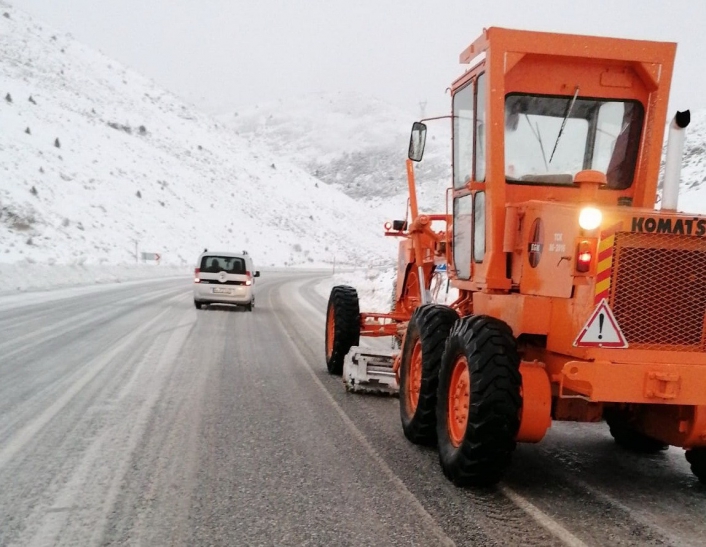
[1,271,705,546]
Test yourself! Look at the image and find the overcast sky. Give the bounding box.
[10,0,706,117]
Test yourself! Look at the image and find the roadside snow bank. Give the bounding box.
[0,262,189,294]
[316,268,397,313]
[315,267,458,313]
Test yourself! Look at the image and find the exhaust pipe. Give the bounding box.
[661,110,690,211]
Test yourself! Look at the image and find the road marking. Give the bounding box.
[499,485,588,547]
[281,276,590,547]
[268,286,456,547]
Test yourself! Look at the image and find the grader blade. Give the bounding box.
[343,347,399,395]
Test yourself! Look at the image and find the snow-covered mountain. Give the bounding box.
[220,93,452,219]
[0,2,396,268]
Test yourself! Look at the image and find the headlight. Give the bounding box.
[579,207,602,230]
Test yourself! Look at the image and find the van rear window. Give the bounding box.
[200,256,246,274]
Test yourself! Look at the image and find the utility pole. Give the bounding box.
[133,239,139,263]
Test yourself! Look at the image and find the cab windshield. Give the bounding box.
[504,94,644,189]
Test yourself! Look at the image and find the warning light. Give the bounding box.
[579,207,602,230]
[576,240,592,273]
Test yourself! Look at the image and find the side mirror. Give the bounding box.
[408,122,427,162]
[254,271,260,277]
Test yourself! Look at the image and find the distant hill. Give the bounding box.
[219,92,452,218]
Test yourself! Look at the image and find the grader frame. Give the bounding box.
[325,27,706,486]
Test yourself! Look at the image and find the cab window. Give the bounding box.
[453,83,474,189]
[453,195,472,279]
[504,94,644,189]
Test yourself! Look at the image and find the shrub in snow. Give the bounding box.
[136,191,142,198]
[28,96,36,104]
[107,122,132,134]
[30,186,38,196]
[25,127,31,135]
[54,138,61,148]
[5,93,12,103]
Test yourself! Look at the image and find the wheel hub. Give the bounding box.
[448,355,471,447]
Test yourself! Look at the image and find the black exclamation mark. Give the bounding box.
[598,313,604,340]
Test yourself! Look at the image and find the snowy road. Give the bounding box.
[0,272,705,546]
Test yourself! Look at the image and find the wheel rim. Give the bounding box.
[407,340,423,412]
[448,355,471,447]
[326,303,335,359]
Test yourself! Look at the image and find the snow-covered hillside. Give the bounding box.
[0,2,396,268]
[221,93,452,218]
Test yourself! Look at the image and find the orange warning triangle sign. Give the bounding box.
[573,299,628,348]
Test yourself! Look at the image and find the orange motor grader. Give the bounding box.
[325,27,706,487]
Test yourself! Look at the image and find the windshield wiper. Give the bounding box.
[549,86,579,163]
[525,114,549,172]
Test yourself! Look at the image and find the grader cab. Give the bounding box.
[325,27,706,486]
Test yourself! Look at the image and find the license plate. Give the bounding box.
[212,287,234,295]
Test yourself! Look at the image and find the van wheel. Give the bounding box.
[436,316,522,487]
[399,304,458,446]
[245,302,253,312]
[194,301,203,309]
[325,286,360,375]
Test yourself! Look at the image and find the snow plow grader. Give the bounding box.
[325,27,706,487]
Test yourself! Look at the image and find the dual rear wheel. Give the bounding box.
[400,307,522,487]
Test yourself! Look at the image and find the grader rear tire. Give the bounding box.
[686,448,706,484]
[604,410,668,453]
[399,304,458,446]
[325,286,360,375]
[436,315,522,487]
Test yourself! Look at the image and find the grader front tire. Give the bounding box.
[325,286,360,375]
[436,316,522,487]
[399,304,458,446]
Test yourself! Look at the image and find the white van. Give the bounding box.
[193,250,260,311]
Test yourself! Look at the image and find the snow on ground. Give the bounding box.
[0,2,396,270]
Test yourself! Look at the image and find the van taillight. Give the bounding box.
[194,268,200,283]
[245,271,253,286]
[576,241,592,273]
